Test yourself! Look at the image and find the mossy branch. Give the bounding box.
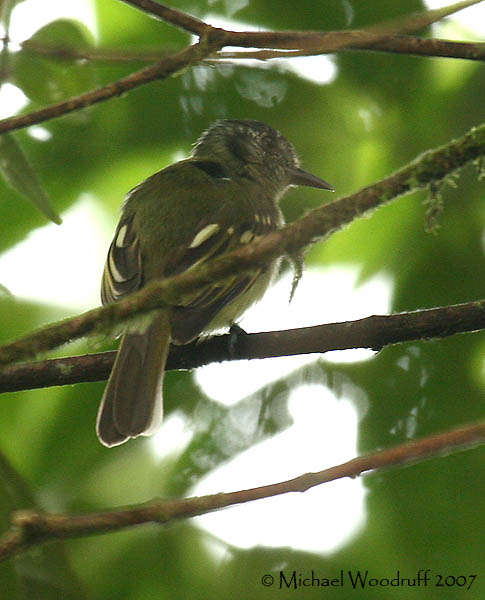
[0,122,484,368]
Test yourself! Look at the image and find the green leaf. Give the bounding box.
[27,18,94,49]
[13,19,96,105]
[0,133,61,224]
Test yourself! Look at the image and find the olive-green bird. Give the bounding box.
[97,119,333,447]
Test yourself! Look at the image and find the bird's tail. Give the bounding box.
[96,311,170,447]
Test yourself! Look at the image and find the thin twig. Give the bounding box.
[20,40,178,62]
[21,37,485,64]
[0,421,483,561]
[219,37,485,62]
[0,121,483,368]
[1,299,485,393]
[347,36,485,61]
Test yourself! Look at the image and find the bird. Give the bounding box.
[96,119,333,447]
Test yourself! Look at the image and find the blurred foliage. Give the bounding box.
[0,132,61,224]
[0,0,484,598]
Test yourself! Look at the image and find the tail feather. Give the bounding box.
[96,312,171,447]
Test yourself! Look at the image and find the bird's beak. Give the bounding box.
[289,167,334,191]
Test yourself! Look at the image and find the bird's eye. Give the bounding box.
[192,160,230,179]
[227,136,258,163]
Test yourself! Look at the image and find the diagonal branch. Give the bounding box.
[220,0,484,51]
[0,121,484,368]
[1,299,485,393]
[119,0,212,35]
[0,421,483,561]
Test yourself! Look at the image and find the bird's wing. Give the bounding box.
[165,194,279,343]
[101,212,142,305]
